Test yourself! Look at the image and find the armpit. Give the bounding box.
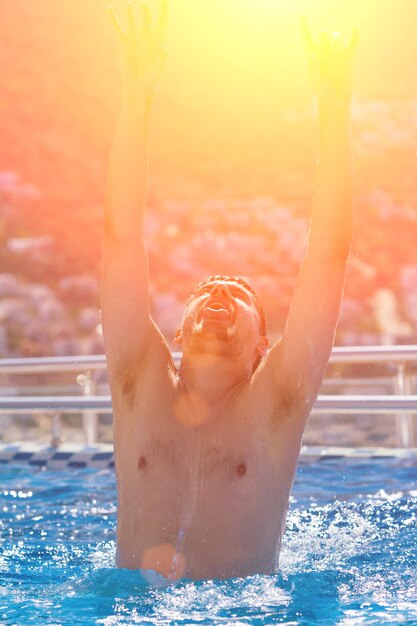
[115,360,143,408]
[276,379,309,420]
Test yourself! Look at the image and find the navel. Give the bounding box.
[236,462,247,477]
[138,455,147,470]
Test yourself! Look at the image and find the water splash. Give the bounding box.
[1,460,417,625]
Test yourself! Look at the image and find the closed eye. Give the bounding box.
[196,286,211,296]
[194,284,252,304]
[230,288,252,303]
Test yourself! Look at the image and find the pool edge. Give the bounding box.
[1,442,417,469]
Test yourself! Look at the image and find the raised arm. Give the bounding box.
[268,21,357,417]
[101,1,169,380]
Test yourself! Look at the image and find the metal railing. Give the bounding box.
[0,346,416,447]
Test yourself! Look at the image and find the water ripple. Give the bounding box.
[0,460,416,625]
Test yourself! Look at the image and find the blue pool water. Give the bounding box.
[1,459,417,625]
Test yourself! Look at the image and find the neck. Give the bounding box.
[178,352,251,404]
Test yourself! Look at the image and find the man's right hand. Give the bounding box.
[300,17,358,113]
[108,0,168,94]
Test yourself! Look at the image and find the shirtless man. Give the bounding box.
[102,2,356,580]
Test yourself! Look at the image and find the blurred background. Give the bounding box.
[0,0,416,359]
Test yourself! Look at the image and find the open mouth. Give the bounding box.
[201,299,233,322]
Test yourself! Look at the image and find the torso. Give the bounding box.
[112,357,304,580]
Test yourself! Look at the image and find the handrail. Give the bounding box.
[0,345,417,374]
[0,348,415,448]
[328,345,417,363]
[0,394,416,414]
[0,355,106,374]
[0,396,113,413]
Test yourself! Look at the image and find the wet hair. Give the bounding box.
[186,275,268,338]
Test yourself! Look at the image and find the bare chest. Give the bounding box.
[136,431,262,496]
[115,388,293,505]
[115,400,297,577]
[117,412,287,527]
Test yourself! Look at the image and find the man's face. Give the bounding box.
[175,279,267,365]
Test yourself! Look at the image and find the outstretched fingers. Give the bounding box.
[156,0,168,42]
[108,5,127,39]
[127,2,137,31]
[301,18,358,63]
[140,2,152,30]
[300,16,317,55]
[318,30,332,53]
[329,32,344,59]
[108,1,168,48]
[346,26,359,57]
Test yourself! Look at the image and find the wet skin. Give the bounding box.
[103,3,355,581]
[112,281,304,580]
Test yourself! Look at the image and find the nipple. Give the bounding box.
[236,462,247,477]
[138,455,147,470]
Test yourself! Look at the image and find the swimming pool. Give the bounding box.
[1,455,417,625]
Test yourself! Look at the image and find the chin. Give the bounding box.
[194,322,237,341]
[186,326,243,358]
